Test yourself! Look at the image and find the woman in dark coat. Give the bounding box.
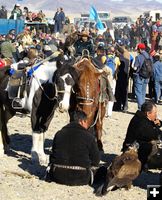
[122,101,162,169]
[46,110,100,186]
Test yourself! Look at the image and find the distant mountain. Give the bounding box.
[3,0,162,19]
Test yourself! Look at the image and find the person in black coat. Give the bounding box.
[74,30,95,57]
[122,101,162,169]
[46,110,100,186]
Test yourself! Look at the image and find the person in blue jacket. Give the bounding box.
[54,7,65,33]
[153,53,162,103]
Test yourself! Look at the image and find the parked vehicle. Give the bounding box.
[0,19,24,35]
[143,10,162,22]
[112,16,133,29]
[78,20,114,39]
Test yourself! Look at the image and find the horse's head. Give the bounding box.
[54,62,78,113]
[73,58,103,125]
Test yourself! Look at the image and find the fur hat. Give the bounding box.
[78,30,90,38]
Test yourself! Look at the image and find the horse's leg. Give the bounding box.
[31,87,56,165]
[0,104,10,156]
[0,104,4,156]
[31,132,47,165]
[95,103,106,151]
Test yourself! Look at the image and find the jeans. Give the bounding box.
[155,80,162,102]
[133,74,149,110]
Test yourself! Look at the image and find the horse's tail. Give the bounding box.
[0,104,10,147]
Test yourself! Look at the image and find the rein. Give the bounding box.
[32,74,71,101]
[32,73,57,101]
[28,51,71,101]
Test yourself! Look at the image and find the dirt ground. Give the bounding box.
[0,101,161,200]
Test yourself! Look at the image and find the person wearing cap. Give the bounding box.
[133,43,153,110]
[45,110,100,186]
[0,5,7,19]
[74,30,95,57]
[10,4,22,20]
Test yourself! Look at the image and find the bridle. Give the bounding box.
[76,81,95,106]
[54,83,71,99]
[32,72,72,102]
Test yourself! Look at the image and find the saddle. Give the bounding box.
[8,69,28,109]
[91,57,104,69]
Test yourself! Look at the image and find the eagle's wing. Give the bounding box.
[108,159,141,188]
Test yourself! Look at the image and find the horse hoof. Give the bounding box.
[31,151,48,166]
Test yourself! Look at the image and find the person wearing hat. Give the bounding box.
[10,4,22,20]
[133,43,153,110]
[74,30,95,57]
[0,5,7,19]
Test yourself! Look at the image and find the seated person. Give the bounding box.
[122,101,162,169]
[46,110,100,186]
[74,30,95,57]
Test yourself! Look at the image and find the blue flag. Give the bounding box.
[96,19,104,30]
[89,6,98,21]
[89,6,104,30]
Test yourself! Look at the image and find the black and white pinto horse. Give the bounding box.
[0,53,78,164]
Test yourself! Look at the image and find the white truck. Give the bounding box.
[143,10,162,22]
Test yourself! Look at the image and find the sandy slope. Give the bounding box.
[0,101,161,200]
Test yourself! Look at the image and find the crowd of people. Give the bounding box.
[0,6,162,113]
[0,4,46,22]
[0,4,162,189]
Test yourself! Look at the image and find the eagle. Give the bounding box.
[94,142,141,196]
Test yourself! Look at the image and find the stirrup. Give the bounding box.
[12,98,23,109]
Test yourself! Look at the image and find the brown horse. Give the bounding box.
[70,58,108,151]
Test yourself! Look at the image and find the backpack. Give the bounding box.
[106,56,116,76]
[138,54,153,79]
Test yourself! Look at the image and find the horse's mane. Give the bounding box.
[76,58,100,77]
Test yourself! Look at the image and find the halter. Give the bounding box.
[54,83,71,98]
[76,82,95,106]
